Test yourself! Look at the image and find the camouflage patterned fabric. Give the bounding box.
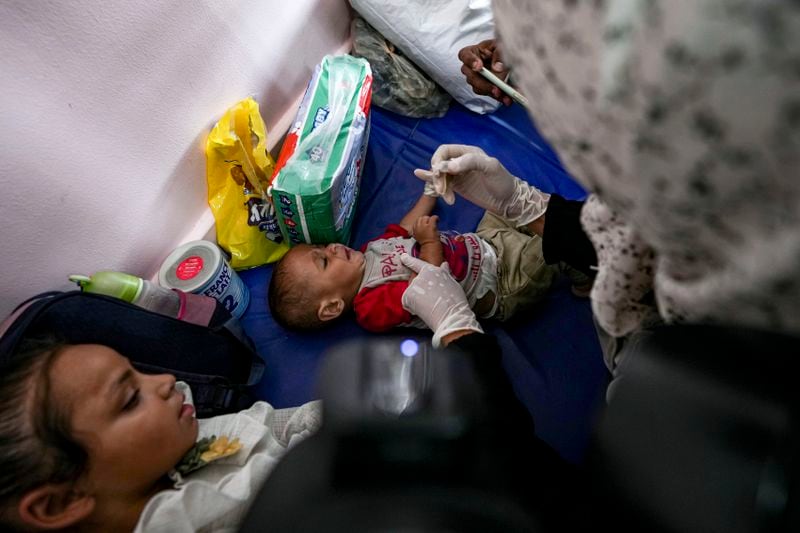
[351,16,450,118]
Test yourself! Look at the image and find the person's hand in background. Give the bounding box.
[458,39,512,106]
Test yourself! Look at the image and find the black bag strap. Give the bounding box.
[0,291,264,415]
[0,292,71,366]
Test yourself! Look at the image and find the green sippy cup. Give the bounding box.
[68,271,182,316]
[68,271,143,302]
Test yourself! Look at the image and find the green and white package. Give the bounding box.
[270,55,373,245]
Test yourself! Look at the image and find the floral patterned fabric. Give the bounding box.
[494,0,800,337]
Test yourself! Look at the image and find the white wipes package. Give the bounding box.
[271,55,373,245]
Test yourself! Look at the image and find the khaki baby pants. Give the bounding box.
[476,212,559,321]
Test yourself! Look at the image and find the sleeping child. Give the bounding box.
[268,189,560,333]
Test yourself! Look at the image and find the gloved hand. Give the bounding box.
[414,144,550,227]
[400,254,483,347]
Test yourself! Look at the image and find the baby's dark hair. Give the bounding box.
[268,253,326,331]
[0,338,87,527]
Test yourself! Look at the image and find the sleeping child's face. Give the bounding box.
[282,243,366,319]
[50,344,198,495]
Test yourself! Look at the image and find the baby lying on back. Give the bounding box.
[268,189,558,332]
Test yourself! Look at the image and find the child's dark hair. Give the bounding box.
[268,255,326,331]
[0,338,87,526]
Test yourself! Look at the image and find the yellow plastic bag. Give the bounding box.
[206,97,288,269]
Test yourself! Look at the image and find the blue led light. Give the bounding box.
[400,339,419,357]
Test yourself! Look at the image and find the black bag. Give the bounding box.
[0,291,264,417]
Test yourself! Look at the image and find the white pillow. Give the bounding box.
[349,0,500,114]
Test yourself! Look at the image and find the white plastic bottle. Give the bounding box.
[69,271,182,317]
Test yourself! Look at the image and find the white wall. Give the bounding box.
[0,0,352,317]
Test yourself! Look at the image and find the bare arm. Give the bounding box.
[440,329,474,346]
[524,213,545,237]
[399,194,437,234]
[413,215,444,267]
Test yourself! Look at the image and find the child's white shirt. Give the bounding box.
[134,383,322,533]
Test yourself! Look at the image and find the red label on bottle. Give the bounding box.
[176,256,204,280]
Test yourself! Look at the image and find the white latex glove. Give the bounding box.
[414,144,550,226]
[399,253,483,347]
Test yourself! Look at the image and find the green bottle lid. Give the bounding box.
[68,271,143,303]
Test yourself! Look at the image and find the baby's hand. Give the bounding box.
[413,215,440,245]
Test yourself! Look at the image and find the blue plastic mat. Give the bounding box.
[239,102,608,464]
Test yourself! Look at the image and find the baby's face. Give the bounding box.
[287,243,366,302]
